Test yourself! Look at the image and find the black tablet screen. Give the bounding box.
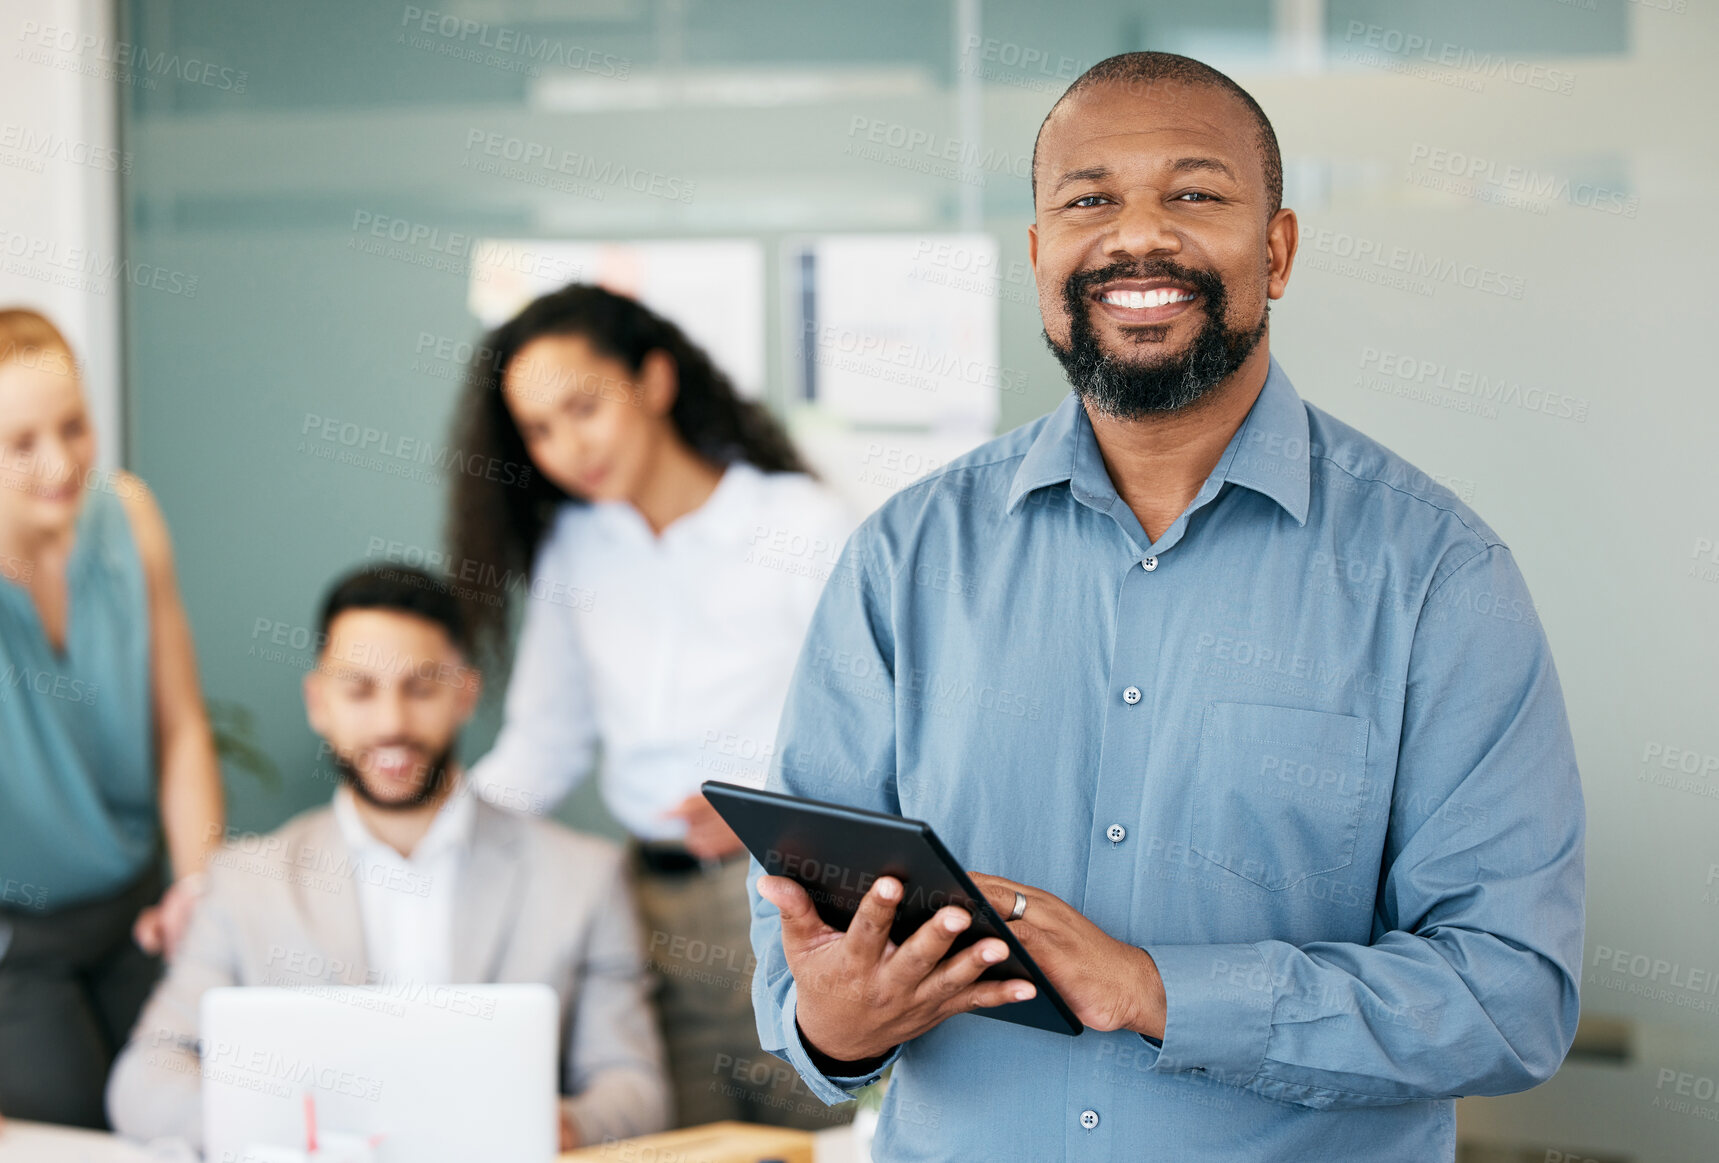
[704,780,1083,1037]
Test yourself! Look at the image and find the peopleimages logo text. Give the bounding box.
[1309,230,1526,299]
[1340,22,1575,94]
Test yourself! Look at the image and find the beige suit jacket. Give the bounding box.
[106,797,669,1149]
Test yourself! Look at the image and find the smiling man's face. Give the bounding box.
[1030,79,1295,416]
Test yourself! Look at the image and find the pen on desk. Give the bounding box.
[304,1092,318,1153]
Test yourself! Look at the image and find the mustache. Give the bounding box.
[1063,258,1228,307]
[357,738,431,756]
[332,737,456,812]
[1046,252,1266,418]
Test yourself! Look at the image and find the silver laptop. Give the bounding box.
[200,983,558,1163]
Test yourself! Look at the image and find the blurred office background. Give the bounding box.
[3,0,1715,1157]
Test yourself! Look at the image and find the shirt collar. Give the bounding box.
[333,773,478,864]
[1006,355,1310,528]
[689,459,764,543]
[1005,386,1085,515]
[588,459,764,545]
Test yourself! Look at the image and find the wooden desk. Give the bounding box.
[0,1121,168,1161]
[563,1120,815,1162]
[0,1119,858,1163]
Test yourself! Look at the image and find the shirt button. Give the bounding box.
[1122,686,1141,705]
[1106,823,1127,844]
[1079,1108,1100,1130]
[1142,556,1158,572]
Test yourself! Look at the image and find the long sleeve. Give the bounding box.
[748,522,907,1106]
[1142,544,1586,1107]
[106,867,245,1147]
[467,561,601,816]
[561,852,671,1144]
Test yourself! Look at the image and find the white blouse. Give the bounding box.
[468,462,858,841]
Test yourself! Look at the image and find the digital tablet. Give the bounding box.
[703,780,1083,1037]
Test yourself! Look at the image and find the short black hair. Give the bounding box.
[1031,51,1283,217]
[316,565,470,658]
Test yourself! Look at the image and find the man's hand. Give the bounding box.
[558,1110,579,1151]
[968,872,1166,1039]
[757,873,1035,1070]
[660,793,745,862]
[132,873,206,960]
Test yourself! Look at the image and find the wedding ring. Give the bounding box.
[1008,891,1027,922]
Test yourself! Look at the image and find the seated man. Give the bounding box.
[106,565,669,1150]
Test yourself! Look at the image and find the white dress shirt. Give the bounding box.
[468,461,857,840]
[332,776,477,987]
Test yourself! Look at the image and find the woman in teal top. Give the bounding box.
[0,309,223,1129]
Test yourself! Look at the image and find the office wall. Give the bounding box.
[102,1,1716,1157]
[2,0,124,469]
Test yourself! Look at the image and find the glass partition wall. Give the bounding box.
[114,3,1712,1158]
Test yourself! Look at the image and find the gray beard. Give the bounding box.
[1046,262,1268,417]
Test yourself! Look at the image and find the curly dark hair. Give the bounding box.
[445,282,811,661]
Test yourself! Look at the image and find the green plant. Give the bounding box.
[206,697,280,791]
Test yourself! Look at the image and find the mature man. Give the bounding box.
[750,52,1584,1160]
[107,566,668,1150]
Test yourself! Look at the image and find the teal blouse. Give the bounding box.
[0,484,157,912]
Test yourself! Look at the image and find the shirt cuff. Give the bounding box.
[774,978,900,1105]
[1141,942,1274,1086]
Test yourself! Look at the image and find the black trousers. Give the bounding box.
[0,865,163,1128]
[629,844,854,1132]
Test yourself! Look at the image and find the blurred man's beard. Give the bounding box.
[1045,259,1268,418]
[334,742,454,811]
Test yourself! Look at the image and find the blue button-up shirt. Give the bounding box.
[748,356,1584,1161]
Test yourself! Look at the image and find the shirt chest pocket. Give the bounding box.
[1187,701,1371,891]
